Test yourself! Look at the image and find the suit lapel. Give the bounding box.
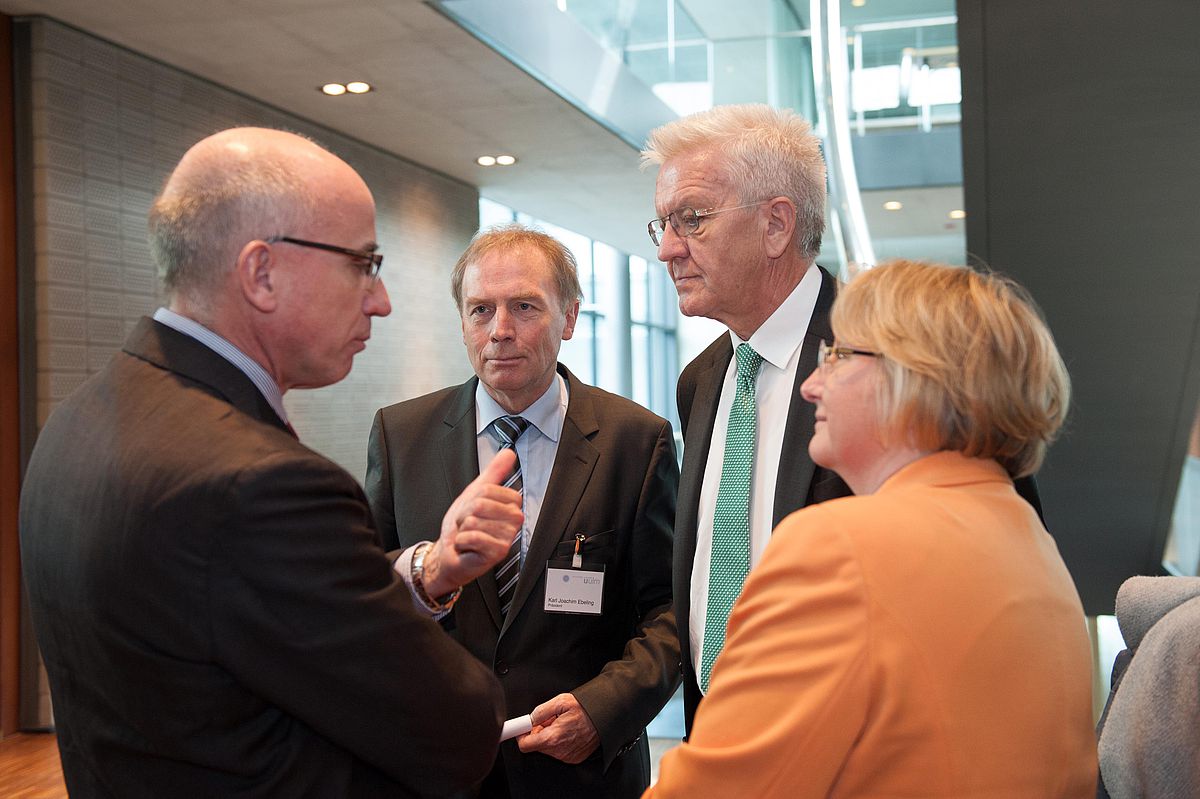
[771,265,838,526]
[676,339,731,568]
[502,366,599,634]
[125,317,289,433]
[439,379,502,627]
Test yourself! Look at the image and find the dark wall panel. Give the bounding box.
[958,0,1200,614]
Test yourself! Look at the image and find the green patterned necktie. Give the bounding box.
[700,342,764,693]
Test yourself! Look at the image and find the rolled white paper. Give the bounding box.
[500,714,533,742]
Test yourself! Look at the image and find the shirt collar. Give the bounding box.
[730,264,823,370]
[474,370,568,443]
[152,307,289,424]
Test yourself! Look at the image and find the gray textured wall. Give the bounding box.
[25,18,478,484]
[958,0,1200,614]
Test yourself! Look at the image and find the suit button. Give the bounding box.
[496,662,509,676]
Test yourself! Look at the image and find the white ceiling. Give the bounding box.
[1,0,962,264]
[0,0,664,260]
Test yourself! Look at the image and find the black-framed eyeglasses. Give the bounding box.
[818,339,880,373]
[266,236,383,282]
[647,200,767,246]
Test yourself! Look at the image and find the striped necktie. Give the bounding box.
[700,342,764,692]
[491,415,530,617]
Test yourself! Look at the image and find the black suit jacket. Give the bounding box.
[19,318,505,798]
[674,266,1045,732]
[365,365,679,799]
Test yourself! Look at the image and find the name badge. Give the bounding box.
[544,567,604,615]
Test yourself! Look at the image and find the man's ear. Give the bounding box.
[236,240,278,313]
[763,197,797,260]
[561,299,580,341]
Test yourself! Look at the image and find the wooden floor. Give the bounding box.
[0,733,66,798]
[0,730,676,795]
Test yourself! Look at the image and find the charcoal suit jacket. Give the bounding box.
[19,318,505,798]
[365,364,679,798]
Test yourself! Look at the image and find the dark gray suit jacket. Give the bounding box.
[365,364,679,798]
[19,318,505,798]
[674,266,1047,732]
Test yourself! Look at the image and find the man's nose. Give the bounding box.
[491,307,515,339]
[656,223,687,263]
[365,278,391,317]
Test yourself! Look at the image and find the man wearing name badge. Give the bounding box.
[366,224,680,798]
[19,127,523,798]
[640,103,1045,735]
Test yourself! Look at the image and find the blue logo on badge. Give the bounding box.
[562,574,570,583]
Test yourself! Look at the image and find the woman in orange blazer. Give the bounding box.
[647,260,1097,798]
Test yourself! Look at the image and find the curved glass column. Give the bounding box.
[811,0,876,272]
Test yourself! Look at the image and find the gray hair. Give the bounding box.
[642,104,826,258]
[148,141,319,300]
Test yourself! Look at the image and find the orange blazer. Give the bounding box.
[648,451,1097,798]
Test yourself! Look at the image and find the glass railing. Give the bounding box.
[433,0,966,273]
[847,16,959,133]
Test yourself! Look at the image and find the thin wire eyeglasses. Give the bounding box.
[266,236,383,282]
[818,339,880,374]
[647,200,767,246]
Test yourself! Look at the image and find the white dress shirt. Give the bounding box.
[688,266,822,687]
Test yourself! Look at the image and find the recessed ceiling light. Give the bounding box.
[852,0,866,6]
[495,155,517,166]
[477,155,497,167]
[345,81,372,94]
[884,201,903,211]
[321,83,347,96]
[949,209,967,219]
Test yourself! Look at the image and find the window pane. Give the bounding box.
[592,241,619,316]
[593,312,623,395]
[631,324,649,408]
[537,221,594,305]
[649,258,670,326]
[559,312,596,385]
[478,197,515,228]
[630,255,649,323]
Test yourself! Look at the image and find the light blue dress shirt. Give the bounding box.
[152,307,288,425]
[474,372,569,563]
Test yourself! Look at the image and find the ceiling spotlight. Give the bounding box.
[321,83,347,96]
[851,0,866,6]
[883,201,903,211]
[495,155,517,166]
[346,81,372,94]
[477,156,497,167]
[949,209,967,219]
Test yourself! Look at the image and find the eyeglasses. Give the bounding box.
[817,339,880,373]
[647,201,766,246]
[266,236,383,282]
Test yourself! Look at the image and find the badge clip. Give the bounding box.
[572,533,585,569]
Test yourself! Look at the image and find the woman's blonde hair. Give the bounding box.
[833,260,1070,477]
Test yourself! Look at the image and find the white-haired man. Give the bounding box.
[641,104,1041,733]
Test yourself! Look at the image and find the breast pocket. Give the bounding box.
[551,529,616,567]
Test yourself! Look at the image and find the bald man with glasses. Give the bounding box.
[20,127,523,798]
